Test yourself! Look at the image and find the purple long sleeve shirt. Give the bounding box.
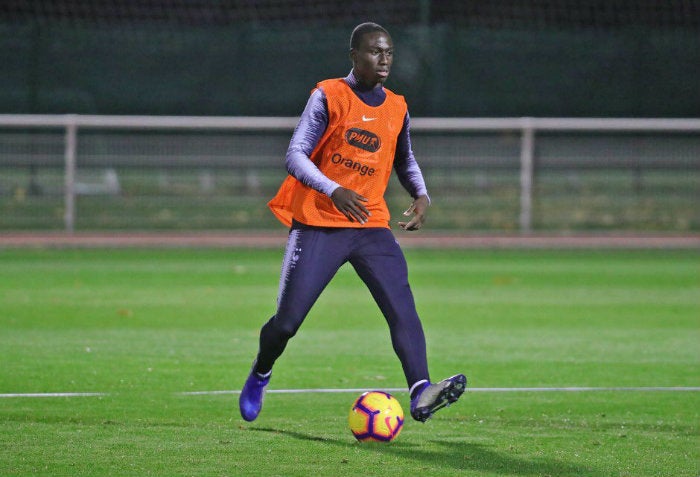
[285,71,429,201]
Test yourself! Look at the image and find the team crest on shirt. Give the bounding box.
[345,128,381,153]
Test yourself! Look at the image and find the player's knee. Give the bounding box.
[270,315,301,340]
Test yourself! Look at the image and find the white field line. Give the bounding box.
[182,386,700,396]
[0,392,107,398]
[1,387,698,399]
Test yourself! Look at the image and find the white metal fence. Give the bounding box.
[1,114,699,233]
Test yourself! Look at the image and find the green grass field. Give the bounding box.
[1,247,698,476]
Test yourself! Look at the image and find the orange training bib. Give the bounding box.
[268,78,407,228]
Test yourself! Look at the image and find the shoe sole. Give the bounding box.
[413,374,467,422]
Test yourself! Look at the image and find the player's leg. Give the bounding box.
[349,228,466,422]
[254,224,349,374]
[240,223,349,421]
[348,228,430,387]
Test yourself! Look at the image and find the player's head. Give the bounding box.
[349,22,393,87]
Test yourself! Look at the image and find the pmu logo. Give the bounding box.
[345,128,381,152]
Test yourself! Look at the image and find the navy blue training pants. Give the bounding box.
[255,221,430,389]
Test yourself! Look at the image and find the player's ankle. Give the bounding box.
[409,379,429,401]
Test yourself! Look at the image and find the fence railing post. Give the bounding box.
[64,115,77,233]
[519,118,535,233]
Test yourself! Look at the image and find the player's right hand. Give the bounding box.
[331,187,370,224]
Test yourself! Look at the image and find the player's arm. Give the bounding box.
[286,89,370,224]
[394,111,430,231]
[286,88,337,195]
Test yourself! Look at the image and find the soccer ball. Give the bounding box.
[348,391,404,442]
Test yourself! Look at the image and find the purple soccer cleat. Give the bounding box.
[239,366,270,422]
[410,374,467,422]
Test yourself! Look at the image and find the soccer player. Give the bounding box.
[239,22,466,423]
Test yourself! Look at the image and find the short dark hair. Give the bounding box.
[350,22,390,50]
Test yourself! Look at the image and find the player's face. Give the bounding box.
[351,31,394,88]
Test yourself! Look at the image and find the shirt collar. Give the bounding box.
[345,70,383,93]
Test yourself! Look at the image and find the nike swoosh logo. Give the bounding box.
[362,115,377,122]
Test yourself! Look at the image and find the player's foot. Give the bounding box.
[239,365,270,422]
[410,374,467,422]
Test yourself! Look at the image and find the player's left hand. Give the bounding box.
[398,195,429,231]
